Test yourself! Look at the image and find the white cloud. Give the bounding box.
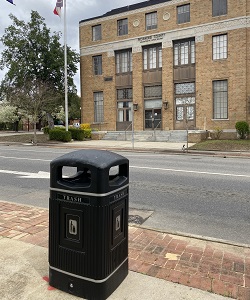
[0,0,142,94]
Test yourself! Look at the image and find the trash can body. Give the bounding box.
[49,150,129,300]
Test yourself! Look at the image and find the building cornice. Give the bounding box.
[80,0,189,26]
[80,16,250,56]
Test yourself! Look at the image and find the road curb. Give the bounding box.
[131,223,250,249]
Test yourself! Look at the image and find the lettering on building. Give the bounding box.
[138,33,165,43]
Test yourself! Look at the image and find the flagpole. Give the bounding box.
[64,0,68,131]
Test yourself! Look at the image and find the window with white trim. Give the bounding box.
[116,50,132,73]
[117,19,128,36]
[174,39,195,66]
[213,80,228,119]
[117,88,132,122]
[146,12,157,30]
[213,34,227,60]
[143,45,162,70]
[177,4,190,24]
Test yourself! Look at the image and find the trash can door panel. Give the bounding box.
[60,207,84,250]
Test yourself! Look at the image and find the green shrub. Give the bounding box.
[54,126,66,131]
[213,127,223,140]
[84,129,92,139]
[235,121,249,139]
[49,129,72,142]
[69,128,85,141]
[43,126,50,135]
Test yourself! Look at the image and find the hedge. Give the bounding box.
[84,129,92,139]
[49,129,72,142]
[69,128,85,141]
[235,121,249,139]
[43,126,50,135]
[45,126,91,141]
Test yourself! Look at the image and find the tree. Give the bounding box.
[68,93,81,120]
[6,78,64,143]
[0,102,20,126]
[0,11,79,142]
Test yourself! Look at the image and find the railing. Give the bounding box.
[153,121,162,141]
[124,122,132,141]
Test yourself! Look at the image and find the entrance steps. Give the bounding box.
[102,130,188,142]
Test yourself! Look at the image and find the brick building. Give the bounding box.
[79,0,250,132]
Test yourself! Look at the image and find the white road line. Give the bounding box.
[0,147,67,154]
[130,165,250,178]
[0,155,249,179]
[0,155,50,162]
[0,169,50,178]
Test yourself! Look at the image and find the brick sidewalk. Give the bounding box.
[0,200,249,300]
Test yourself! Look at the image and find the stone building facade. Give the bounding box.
[79,0,250,132]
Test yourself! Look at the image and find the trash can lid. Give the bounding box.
[51,149,128,169]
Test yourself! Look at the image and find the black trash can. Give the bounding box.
[49,149,129,300]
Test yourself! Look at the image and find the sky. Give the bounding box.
[0,0,142,94]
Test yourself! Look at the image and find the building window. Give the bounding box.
[93,55,102,75]
[117,18,128,36]
[117,88,133,100]
[115,50,132,73]
[92,25,102,41]
[144,85,162,99]
[146,12,157,30]
[117,88,132,122]
[212,0,227,17]
[177,4,190,24]
[175,81,195,122]
[213,34,227,60]
[143,45,162,70]
[94,92,104,122]
[213,80,228,119]
[117,102,132,122]
[174,39,195,66]
[175,82,195,94]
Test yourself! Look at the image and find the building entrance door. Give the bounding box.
[145,109,161,130]
[175,103,195,130]
[174,96,196,130]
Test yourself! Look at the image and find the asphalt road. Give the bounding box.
[0,145,249,245]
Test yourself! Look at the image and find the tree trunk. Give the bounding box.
[14,120,19,132]
[33,122,37,145]
[47,113,54,129]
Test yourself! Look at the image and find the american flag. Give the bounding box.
[54,0,63,17]
[6,0,15,5]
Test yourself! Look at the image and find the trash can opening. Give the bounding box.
[109,164,127,187]
[60,166,91,187]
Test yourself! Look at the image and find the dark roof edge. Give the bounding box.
[79,0,171,24]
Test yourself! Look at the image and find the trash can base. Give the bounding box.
[49,259,128,300]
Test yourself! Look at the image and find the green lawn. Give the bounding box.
[189,139,250,151]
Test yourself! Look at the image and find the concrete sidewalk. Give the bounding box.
[0,131,192,152]
[1,131,250,158]
[0,201,249,300]
[63,139,192,152]
[0,238,227,300]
